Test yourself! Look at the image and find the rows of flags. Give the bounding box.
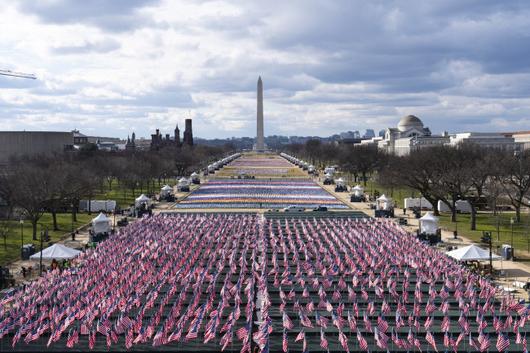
[0,213,529,352]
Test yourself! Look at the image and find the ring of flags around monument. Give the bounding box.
[1,213,529,352]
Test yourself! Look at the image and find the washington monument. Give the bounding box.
[255,76,265,151]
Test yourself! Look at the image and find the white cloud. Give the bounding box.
[1,0,530,139]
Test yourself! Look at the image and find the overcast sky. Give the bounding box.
[1,0,529,139]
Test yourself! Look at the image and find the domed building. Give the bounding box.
[378,115,449,156]
[397,115,425,132]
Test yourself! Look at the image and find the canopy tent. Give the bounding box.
[190,172,199,180]
[30,244,81,261]
[376,194,392,211]
[178,178,190,186]
[446,244,502,262]
[324,166,335,173]
[92,212,111,234]
[420,211,439,235]
[352,185,364,197]
[135,194,150,207]
[335,178,345,187]
[160,185,173,197]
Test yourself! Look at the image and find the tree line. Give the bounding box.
[0,144,232,240]
[282,140,530,230]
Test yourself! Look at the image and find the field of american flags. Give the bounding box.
[175,179,348,209]
[1,212,530,352]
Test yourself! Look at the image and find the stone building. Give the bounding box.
[183,119,193,146]
[150,124,184,150]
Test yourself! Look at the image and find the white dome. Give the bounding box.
[397,115,424,132]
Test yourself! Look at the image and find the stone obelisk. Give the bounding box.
[256,76,265,151]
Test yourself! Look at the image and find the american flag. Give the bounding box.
[425,330,438,352]
[478,331,490,352]
[320,327,329,351]
[282,312,294,330]
[377,314,389,333]
[339,330,350,352]
[282,328,288,352]
[441,315,450,332]
[357,329,368,351]
[496,332,510,352]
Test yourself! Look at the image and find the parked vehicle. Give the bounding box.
[283,206,305,212]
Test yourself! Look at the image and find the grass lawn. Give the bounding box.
[341,177,414,208]
[438,211,530,257]
[93,179,175,209]
[0,213,94,266]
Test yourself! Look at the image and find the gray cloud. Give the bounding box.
[16,0,159,31]
[52,39,121,55]
[3,0,530,138]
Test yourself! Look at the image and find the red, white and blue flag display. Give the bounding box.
[0,213,528,351]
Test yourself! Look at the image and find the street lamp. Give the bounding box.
[37,223,49,276]
[19,219,24,250]
[510,217,515,260]
[71,203,75,241]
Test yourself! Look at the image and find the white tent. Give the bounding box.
[446,244,502,262]
[352,185,364,197]
[92,212,111,234]
[178,178,190,186]
[30,244,81,261]
[190,172,199,181]
[420,212,439,235]
[324,167,335,175]
[160,185,172,197]
[376,194,392,211]
[336,178,345,187]
[135,194,150,207]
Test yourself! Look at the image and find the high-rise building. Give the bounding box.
[183,119,193,146]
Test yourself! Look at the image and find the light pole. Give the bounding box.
[19,219,24,250]
[71,203,75,241]
[510,217,515,260]
[38,223,48,276]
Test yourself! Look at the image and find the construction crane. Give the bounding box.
[0,69,36,80]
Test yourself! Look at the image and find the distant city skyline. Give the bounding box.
[1,1,530,139]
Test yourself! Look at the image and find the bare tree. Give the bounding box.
[0,218,10,250]
[8,163,53,240]
[499,149,530,222]
[339,145,385,186]
[378,150,442,215]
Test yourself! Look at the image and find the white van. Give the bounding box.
[283,206,305,212]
